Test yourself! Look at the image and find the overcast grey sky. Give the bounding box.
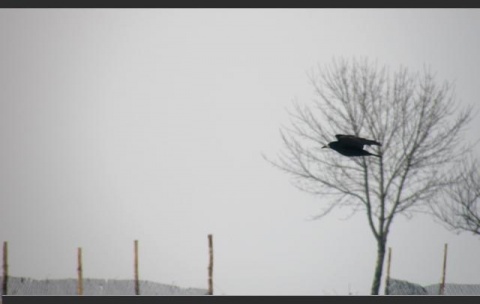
[1,9,480,295]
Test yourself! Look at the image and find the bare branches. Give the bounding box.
[272,58,472,223]
[430,157,480,235]
[266,57,475,294]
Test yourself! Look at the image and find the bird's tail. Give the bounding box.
[366,150,382,158]
[366,139,381,146]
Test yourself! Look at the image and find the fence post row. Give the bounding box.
[4,237,214,296]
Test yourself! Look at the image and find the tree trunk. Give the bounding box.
[370,239,386,295]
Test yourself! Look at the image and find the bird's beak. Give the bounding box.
[322,145,328,149]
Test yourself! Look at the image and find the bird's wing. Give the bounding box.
[358,137,381,146]
[335,134,381,146]
[335,134,364,149]
[335,134,357,141]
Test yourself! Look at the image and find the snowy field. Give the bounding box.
[1,276,207,296]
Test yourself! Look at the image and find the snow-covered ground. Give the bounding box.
[387,278,480,295]
[1,276,207,296]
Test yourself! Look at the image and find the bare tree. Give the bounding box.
[430,156,480,236]
[265,58,473,295]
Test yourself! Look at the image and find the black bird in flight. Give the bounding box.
[322,134,381,158]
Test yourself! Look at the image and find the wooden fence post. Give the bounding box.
[77,247,83,295]
[384,247,392,295]
[207,234,213,295]
[2,241,8,296]
[439,243,448,295]
[134,240,140,295]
